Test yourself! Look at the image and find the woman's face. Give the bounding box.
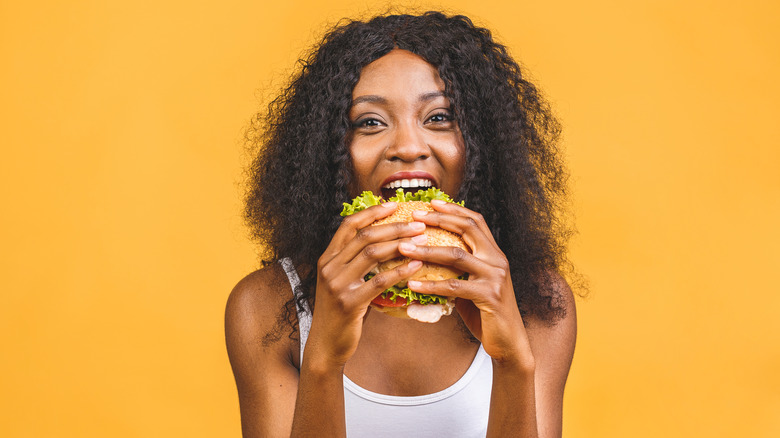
[347,49,466,200]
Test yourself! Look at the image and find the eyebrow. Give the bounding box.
[351,91,447,106]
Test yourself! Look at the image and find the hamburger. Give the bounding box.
[340,188,470,323]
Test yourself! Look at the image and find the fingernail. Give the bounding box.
[409,221,425,231]
[411,234,428,244]
[381,202,397,208]
[408,260,422,270]
[412,210,428,216]
[408,280,422,288]
[399,242,416,252]
[430,199,447,206]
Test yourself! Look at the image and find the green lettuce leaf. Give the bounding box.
[364,273,449,305]
[340,188,463,217]
[387,187,464,205]
[340,191,383,216]
[364,273,469,306]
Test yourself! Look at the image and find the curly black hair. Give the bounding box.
[244,11,578,340]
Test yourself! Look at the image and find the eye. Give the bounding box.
[351,116,385,130]
[428,113,453,123]
[425,110,455,126]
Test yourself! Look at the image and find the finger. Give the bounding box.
[321,202,398,262]
[430,200,494,238]
[326,234,427,287]
[407,276,508,311]
[397,240,494,275]
[411,210,497,254]
[405,276,486,303]
[351,259,423,306]
[416,200,498,247]
[336,220,426,267]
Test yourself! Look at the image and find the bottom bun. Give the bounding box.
[370,299,456,323]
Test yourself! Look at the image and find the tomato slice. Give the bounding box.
[371,294,409,308]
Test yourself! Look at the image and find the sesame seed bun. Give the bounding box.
[372,201,469,285]
[369,201,470,322]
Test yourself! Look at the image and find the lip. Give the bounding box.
[380,171,438,189]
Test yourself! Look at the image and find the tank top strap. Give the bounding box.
[279,257,311,363]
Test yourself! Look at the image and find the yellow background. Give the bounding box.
[2,0,778,436]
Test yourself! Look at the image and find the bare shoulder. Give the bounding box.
[225,262,298,366]
[525,274,577,369]
[225,263,301,437]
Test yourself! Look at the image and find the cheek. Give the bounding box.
[348,148,367,179]
[447,136,466,175]
[347,143,377,193]
[444,136,466,194]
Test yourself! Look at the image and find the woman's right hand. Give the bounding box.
[305,201,426,368]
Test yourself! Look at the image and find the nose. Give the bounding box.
[385,121,430,162]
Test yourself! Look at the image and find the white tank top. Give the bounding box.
[280,258,492,437]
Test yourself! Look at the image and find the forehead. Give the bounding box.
[352,49,446,98]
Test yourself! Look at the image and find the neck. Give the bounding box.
[361,307,476,350]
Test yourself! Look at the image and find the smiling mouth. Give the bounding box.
[381,178,434,199]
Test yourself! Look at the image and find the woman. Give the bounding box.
[226,11,578,437]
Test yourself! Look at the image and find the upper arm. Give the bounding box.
[525,278,577,438]
[225,266,300,438]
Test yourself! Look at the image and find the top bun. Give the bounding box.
[372,201,469,284]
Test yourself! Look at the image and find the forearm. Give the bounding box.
[486,358,538,438]
[290,353,347,438]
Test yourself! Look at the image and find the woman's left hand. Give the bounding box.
[401,200,534,368]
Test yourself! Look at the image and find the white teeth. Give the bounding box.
[382,178,434,189]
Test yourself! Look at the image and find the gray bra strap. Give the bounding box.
[279,258,311,364]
